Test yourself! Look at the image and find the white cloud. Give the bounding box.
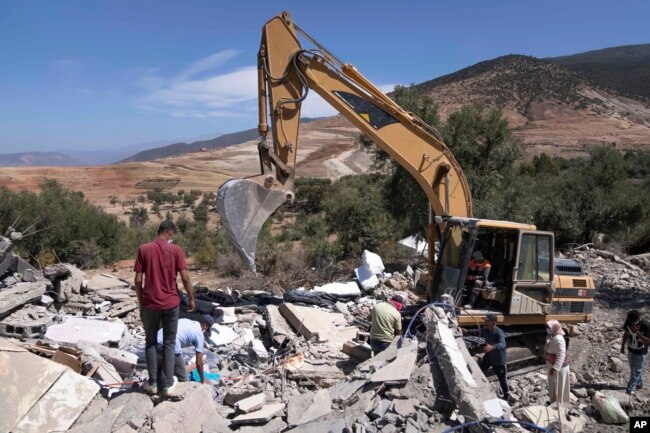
[137,50,257,119]
[174,49,240,82]
[137,50,400,121]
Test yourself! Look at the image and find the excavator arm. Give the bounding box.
[216,11,472,273]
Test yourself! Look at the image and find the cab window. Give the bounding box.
[516,234,552,281]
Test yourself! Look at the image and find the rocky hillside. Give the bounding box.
[413,52,650,158]
[548,44,650,101]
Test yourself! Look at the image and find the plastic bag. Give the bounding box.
[592,391,629,424]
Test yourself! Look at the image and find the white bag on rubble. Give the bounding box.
[592,391,629,424]
[355,265,379,290]
[361,250,384,274]
[355,250,384,290]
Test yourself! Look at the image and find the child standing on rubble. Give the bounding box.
[620,310,650,395]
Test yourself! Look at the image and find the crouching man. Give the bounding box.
[156,315,214,384]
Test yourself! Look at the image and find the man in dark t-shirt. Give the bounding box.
[135,220,195,397]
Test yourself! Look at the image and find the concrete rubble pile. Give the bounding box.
[1,244,648,432]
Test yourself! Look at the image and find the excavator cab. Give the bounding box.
[432,217,592,326]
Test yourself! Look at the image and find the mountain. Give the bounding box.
[547,44,650,101]
[118,128,259,163]
[0,152,85,167]
[118,118,325,163]
[413,49,650,157]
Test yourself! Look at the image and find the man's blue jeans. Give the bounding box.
[626,351,646,392]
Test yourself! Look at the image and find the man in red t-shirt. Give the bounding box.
[135,220,195,396]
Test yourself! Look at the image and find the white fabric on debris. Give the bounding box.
[313,281,361,297]
[361,250,384,274]
[355,250,384,290]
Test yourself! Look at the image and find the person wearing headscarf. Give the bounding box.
[544,320,570,403]
[369,294,404,355]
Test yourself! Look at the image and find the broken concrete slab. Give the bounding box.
[342,340,372,361]
[285,412,348,433]
[520,404,587,432]
[370,338,418,384]
[85,274,129,292]
[108,391,154,432]
[151,382,219,433]
[108,300,138,318]
[286,360,346,387]
[329,379,367,404]
[0,281,49,317]
[235,392,267,413]
[279,303,356,345]
[224,387,260,407]
[77,340,138,376]
[231,403,285,425]
[287,389,332,426]
[236,417,287,433]
[249,338,269,361]
[393,398,419,417]
[67,406,123,433]
[0,338,99,433]
[45,316,125,345]
[0,304,57,338]
[423,307,507,426]
[265,304,296,344]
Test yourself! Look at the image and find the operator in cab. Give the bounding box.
[464,250,492,309]
[369,294,404,355]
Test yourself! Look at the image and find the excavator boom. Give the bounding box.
[217,11,472,273]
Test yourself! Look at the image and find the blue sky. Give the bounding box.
[1,0,648,154]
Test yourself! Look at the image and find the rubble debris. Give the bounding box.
[0,304,57,338]
[287,388,332,426]
[52,346,83,372]
[279,302,355,344]
[286,412,348,433]
[265,304,296,345]
[423,307,508,423]
[76,339,138,375]
[0,281,49,317]
[0,337,99,433]
[369,338,418,384]
[44,316,125,345]
[237,417,287,433]
[150,382,221,433]
[231,403,285,425]
[85,273,130,292]
[235,392,267,413]
[313,281,361,298]
[519,404,588,432]
[342,340,372,361]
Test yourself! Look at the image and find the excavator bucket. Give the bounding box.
[216,178,288,274]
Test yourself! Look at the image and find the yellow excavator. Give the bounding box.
[216,12,593,358]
